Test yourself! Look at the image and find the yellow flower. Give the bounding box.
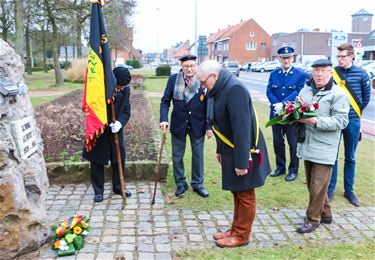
[80,220,88,227]
[73,226,82,234]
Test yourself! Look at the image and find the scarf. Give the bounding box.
[173,71,200,103]
[309,77,333,95]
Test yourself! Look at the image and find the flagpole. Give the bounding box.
[110,102,127,209]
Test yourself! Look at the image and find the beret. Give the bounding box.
[113,66,131,86]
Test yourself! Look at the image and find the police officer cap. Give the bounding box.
[311,59,332,67]
[179,54,197,62]
[277,46,294,57]
[113,66,132,86]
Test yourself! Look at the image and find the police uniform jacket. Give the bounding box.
[160,73,207,139]
[82,86,131,165]
[208,69,271,192]
[266,66,307,118]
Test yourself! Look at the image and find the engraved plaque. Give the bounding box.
[10,116,38,159]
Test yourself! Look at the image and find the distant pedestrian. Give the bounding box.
[159,54,213,198]
[266,46,307,181]
[296,59,349,234]
[83,66,132,202]
[328,43,371,206]
[197,60,271,247]
[247,63,251,72]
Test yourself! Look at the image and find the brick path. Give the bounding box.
[33,182,374,260]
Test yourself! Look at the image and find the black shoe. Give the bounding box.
[327,191,334,202]
[270,169,285,177]
[344,192,361,207]
[285,172,297,181]
[304,216,333,224]
[113,189,132,198]
[94,194,103,202]
[193,187,209,198]
[321,216,333,224]
[175,184,189,197]
[296,221,319,234]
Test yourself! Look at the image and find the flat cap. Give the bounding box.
[311,59,332,67]
[277,46,294,57]
[179,54,197,62]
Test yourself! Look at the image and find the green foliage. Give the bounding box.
[126,59,142,68]
[156,64,171,76]
[60,61,72,70]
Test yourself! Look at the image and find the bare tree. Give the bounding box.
[0,0,14,42]
[14,0,24,57]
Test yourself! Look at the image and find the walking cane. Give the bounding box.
[151,131,167,205]
[110,102,127,209]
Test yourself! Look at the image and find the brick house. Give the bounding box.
[206,19,271,64]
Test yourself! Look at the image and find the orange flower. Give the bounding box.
[73,226,82,234]
[80,220,88,227]
[53,240,61,249]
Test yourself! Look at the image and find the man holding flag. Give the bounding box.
[82,0,131,203]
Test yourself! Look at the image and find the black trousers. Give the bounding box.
[271,124,299,173]
[90,161,124,195]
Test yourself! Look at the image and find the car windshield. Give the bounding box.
[227,63,238,68]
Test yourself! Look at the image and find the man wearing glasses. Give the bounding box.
[328,43,371,206]
[266,46,307,182]
[160,54,212,198]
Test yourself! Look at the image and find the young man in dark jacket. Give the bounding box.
[328,43,371,206]
[83,66,132,202]
[197,60,271,247]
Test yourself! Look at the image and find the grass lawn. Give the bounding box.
[25,70,83,92]
[146,76,375,211]
[30,96,61,106]
[175,241,375,259]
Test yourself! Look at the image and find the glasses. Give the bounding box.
[336,55,350,59]
[313,68,332,73]
[182,64,196,69]
[199,74,213,84]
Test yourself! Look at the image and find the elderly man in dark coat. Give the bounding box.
[197,60,271,248]
[83,66,132,202]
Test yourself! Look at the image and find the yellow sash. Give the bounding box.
[332,68,362,118]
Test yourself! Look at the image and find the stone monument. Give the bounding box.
[0,39,50,258]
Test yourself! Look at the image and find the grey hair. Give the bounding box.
[198,60,221,76]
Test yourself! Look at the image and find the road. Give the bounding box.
[238,71,375,138]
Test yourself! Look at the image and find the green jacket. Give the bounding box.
[297,82,349,165]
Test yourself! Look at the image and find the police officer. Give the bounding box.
[159,54,212,198]
[266,46,307,181]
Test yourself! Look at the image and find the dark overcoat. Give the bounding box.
[160,73,207,139]
[82,86,131,165]
[208,70,271,191]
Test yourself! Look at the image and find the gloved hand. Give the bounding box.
[109,121,122,133]
[272,102,284,115]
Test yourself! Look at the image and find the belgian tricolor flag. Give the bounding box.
[82,1,115,151]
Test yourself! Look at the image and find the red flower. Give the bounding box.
[313,102,319,109]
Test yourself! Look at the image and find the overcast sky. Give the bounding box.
[131,0,375,53]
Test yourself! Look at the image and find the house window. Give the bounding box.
[261,43,266,50]
[246,42,257,50]
[249,31,255,37]
[223,42,229,51]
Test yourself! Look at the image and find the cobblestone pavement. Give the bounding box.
[33,182,374,260]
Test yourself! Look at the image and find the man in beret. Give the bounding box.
[160,54,212,198]
[266,46,307,181]
[83,66,132,202]
[296,59,349,233]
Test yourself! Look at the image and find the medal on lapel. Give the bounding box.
[200,93,205,102]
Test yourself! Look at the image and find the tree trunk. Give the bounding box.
[65,45,68,63]
[14,0,24,58]
[25,25,32,75]
[42,22,48,73]
[51,19,63,87]
[0,1,8,42]
[76,19,82,58]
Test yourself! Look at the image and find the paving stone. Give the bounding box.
[138,252,155,260]
[138,243,155,252]
[118,243,135,251]
[189,234,203,242]
[76,253,95,260]
[98,243,117,252]
[155,243,171,252]
[155,253,172,260]
[96,253,115,260]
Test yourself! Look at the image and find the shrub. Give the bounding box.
[31,67,49,72]
[65,59,86,82]
[126,60,142,69]
[155,64,171,76]
[60,61,72,70]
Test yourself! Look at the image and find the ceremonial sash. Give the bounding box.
[332,68,362,118]
[212,102,260,155]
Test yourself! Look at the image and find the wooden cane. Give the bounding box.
[110,102,126,209]
[151,131,167,205]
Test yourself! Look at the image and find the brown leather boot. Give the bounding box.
[215,236,249,248]
[213,192,239,240]
[213,229,231,240]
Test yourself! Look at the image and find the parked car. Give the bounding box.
[256,60,280,72]
[250,62,262,72]
[361,61,375,79]
[240,62,251,71]
[222,61,240,77]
